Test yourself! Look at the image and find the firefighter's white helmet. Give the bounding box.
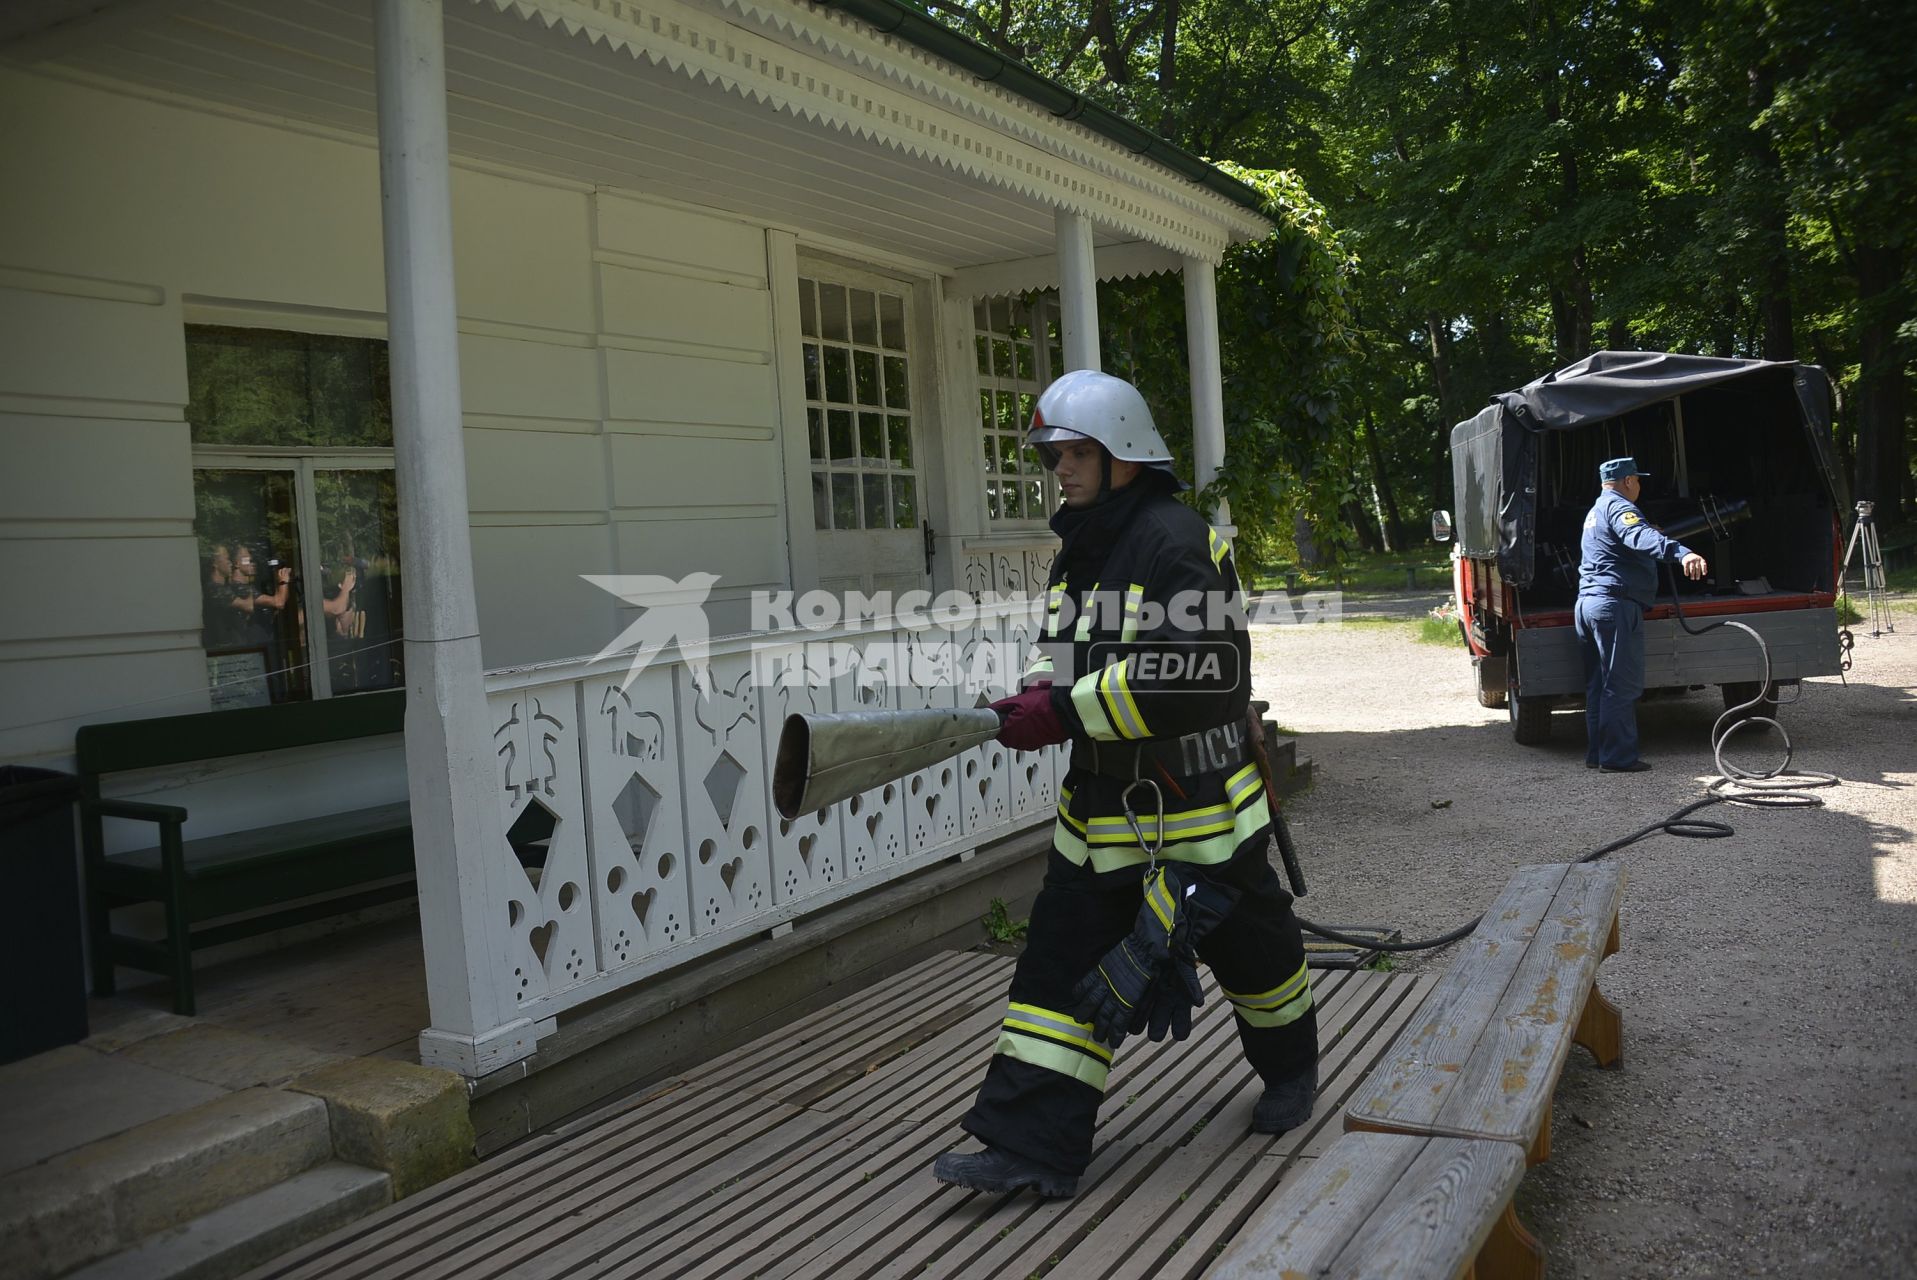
[1026,369,1176,468]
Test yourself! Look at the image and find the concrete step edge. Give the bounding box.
[0,1089,334,1279]
[62,1161,392,1280]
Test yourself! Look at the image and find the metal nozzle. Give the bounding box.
[773,706,1004,820]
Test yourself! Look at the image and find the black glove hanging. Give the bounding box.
[1071,864,1239,1047]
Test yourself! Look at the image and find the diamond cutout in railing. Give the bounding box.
[508,795,560,881]
[613,771,663,855]
[704,751,747,830]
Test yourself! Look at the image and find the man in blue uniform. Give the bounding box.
[1576,457,1708,772]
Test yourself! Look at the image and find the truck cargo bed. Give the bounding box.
[1512,604,1841,697]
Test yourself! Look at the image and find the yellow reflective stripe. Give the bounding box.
[1069,765,1262,840]
[1222,961,1313,1028]
[996,1001,1113,1089]
[1070,666,1121,740]
[1074,580,1100,639]
[1143,868,1177,932]
[1224,762,1262,804]
[995,1030,1111,1089]
[1004,1002,1114,1062]
[1024,651,1056,678]
[1098,660,1149,740]
[1221,960,1311,1011]
[1119,583,1145,643]
[1054,790,1271,872]
[1208,529,1232,568]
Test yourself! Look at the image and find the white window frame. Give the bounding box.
[974,292,1063,525]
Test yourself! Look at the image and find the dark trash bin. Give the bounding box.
[1,766,88,1063]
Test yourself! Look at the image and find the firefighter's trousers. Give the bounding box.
[960,844,1317,1177]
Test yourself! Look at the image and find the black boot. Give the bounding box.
[1251,1063,1318,1135]
[932,1145,1078,1198]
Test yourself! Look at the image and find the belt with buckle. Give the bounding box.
[1072,719,1251,781]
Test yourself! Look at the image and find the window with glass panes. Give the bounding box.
[185,325,404,706]
[975,294,1063,522]
[799,278,919,532]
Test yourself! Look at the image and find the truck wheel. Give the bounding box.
[1509,692,1553,744]
[1720,681,1779,721]
[1474,655,1508,709]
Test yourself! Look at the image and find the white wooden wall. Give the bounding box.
[0,72,790,815]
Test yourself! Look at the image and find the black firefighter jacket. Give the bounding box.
[1024,476,1269,883]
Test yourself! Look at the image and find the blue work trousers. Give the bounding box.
[1574,595,1644,768]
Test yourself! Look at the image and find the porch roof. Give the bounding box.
[6,0,1274,281]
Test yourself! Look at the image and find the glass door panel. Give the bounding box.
[193,469,312,705]
[313,469,405,696]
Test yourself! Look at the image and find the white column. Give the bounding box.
[376,0,532,1075]
[1182,256,1233,529]
[1054,208,1100,372]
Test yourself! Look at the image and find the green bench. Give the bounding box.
[78,690,413,1016]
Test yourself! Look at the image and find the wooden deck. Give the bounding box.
[251,950,1435,1280]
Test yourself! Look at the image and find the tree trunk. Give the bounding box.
[1343,499,1384,553]
[1427,315,1459,512]
[1156,0,1181,136]
[1747,66,1795,361]
[1853,245,1909,519]
[1293,510,1323,569]
[1364,407,1406,549]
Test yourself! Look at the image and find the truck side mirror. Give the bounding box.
[1430,510,1454,543]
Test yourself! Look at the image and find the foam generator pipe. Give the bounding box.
[774,707,1004,820]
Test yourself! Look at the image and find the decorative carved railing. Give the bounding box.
[470,545,1058,1035]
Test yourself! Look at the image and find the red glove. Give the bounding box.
[991,681,1067,752]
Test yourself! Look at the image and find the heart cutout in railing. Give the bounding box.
[926,794,940,821]
[798,834,816,868]
[529,920,555,966]
[631,887,655,928]
[720,857,742,894]
[865,813,881,839]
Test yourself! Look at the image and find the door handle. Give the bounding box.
[923,521,936,577]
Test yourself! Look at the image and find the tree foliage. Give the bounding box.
[921,0,1915,551]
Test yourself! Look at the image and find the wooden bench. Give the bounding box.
[1342,862,1625,1166]
[1210,863,1621,1279]
[1207,1131,1539,1280]
[77,689,413,1016]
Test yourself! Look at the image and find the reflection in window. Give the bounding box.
[187,324,404,705]
[187,326,393,448]
[195,470,312,706]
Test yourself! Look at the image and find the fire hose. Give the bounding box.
[1292,559,1837,956]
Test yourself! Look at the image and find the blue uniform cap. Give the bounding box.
[1599,456,1649,483]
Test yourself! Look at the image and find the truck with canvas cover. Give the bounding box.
[1443,351,1845,743]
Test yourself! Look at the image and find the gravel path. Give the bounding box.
[1249,617,1917,1278]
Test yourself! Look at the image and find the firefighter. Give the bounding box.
[931,370,1318,1199]
[1576,457,1709,771]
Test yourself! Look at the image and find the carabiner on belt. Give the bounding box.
[1121,776,1166,870]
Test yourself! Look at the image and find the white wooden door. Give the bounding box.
[795,266,932,600]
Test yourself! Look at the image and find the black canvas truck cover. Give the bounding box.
[1449,350,1840,585]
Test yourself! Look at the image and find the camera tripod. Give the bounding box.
[1840,500,1894,638]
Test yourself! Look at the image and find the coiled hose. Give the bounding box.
[1294,568,1837,955]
